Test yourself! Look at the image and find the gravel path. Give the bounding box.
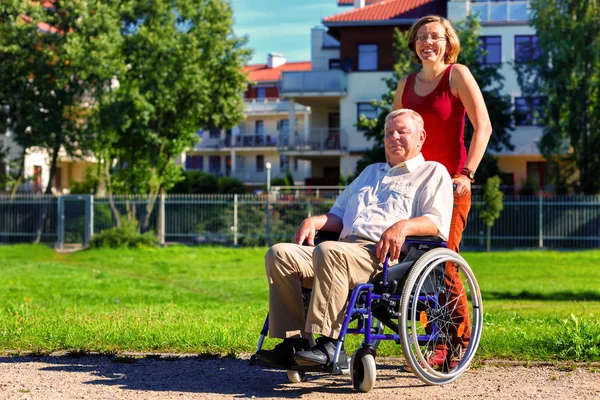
[0,354,598,400]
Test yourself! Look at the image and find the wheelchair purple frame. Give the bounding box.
[253,237,448,374]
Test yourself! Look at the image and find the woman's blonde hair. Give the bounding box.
[407,15,460,64]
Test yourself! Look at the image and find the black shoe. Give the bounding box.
[294,337,348,368]
[255,338,310,369]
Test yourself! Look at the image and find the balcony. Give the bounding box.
[231,134,278,148]
[244,97,310,116]
[471,1,530,22]
[279,128,346,153]
[449,1,531,23]
[280,70,347,97]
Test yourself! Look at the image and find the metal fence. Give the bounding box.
[0,193,599,249]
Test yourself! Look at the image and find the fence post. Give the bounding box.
[83,194,94,247]
[307,195,312,218]
[56,196,64,249]
[233,194,238,246]
[538,194,543,248]
[158,194,165,246]
[265,193,271,246]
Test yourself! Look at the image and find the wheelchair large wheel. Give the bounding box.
[399,248,483,385]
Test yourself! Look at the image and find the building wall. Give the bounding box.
[337,26,409,71]
[341,71,391,153]
[311,27,341,72]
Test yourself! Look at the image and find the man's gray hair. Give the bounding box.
[384,109,425,131]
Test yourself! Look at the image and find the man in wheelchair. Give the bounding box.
[256,108,453,370]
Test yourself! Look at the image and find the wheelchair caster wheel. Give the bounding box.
[287,369,305,383]
[351,352,376,392]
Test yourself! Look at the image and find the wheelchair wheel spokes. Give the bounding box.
[399,248,483,385]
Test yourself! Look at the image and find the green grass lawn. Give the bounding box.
[1,244,599,361]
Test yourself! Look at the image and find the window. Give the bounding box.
[526,161,546,187]
[515,35,540,63]
[478,36,501,65]
[515,96,545,126]
[255,120,264,136]
[358,44,377,71]
[208,155,220,173]
[256,155,265,172]
[328,59,341,70]
[280,155,289,172]
[357,103,378,127]
[185,155,203,170]
[294,157,298,172]
[256,87,266,99]
[209,126,220,139]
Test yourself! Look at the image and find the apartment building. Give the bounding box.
[447,0,546,190]
[185,0,545,191]
[185,53,313,187]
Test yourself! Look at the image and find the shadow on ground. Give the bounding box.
[0,355,422,397]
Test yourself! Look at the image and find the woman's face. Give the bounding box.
[415,22,448,65]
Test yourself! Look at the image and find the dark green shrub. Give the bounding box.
[169,171,218,194]
[218,176,246,194]
[90,219,158,248]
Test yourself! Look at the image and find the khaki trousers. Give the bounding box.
[264,237,381,339]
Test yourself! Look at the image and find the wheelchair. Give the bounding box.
[250,232,483,392]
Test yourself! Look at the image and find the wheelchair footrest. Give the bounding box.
[290,362,349,375]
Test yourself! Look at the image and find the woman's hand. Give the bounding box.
[453,174,471,197]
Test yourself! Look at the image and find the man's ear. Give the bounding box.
[420,129,427,146]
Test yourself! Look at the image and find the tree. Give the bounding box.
[514,0,600,194]
[356,15,514,183]
[0,0,123,195]
[478,175,504,253]
[96,0,251,230]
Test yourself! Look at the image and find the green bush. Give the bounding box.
[90,219,158,249]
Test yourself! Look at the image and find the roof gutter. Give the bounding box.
[323,18,417,27]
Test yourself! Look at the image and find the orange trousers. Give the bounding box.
[444,190,472,347]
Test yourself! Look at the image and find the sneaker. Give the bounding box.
[448,345,467,369]
[294,337,348,368]
[255,338,310,368]
[426,345,449,369]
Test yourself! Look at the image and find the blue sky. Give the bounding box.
[228,0,342,65]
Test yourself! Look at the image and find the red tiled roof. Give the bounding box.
[244,61,312,82]
[326,0,439,23]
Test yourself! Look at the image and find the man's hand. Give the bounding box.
[453,174,471,197]
[376,222,407,263]
[294,217,317,245]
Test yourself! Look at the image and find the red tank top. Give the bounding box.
[402,64,466,175]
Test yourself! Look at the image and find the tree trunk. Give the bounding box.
[35,141,60,243]
[104,159,121,228]
[9,150,26,200]
[486,224,491,253]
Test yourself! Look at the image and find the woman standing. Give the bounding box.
[392,15,492,369]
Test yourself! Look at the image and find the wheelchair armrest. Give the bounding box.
[404,236,444,243]
[302,230,340,246]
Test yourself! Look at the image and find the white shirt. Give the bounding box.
[329,153,453,242]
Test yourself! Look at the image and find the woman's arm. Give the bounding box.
[451,64,493,173]
[391,75,409,110]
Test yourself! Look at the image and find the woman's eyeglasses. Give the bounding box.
[416,33,446,42]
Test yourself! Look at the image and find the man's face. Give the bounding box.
[384,114,426,166]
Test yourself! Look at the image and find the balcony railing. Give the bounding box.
[470,1,531,22]
[279,128,346,152]
[244,97,311,115]
[231,134,278,148]
[195,128,346,152]
[280,70,347,96]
